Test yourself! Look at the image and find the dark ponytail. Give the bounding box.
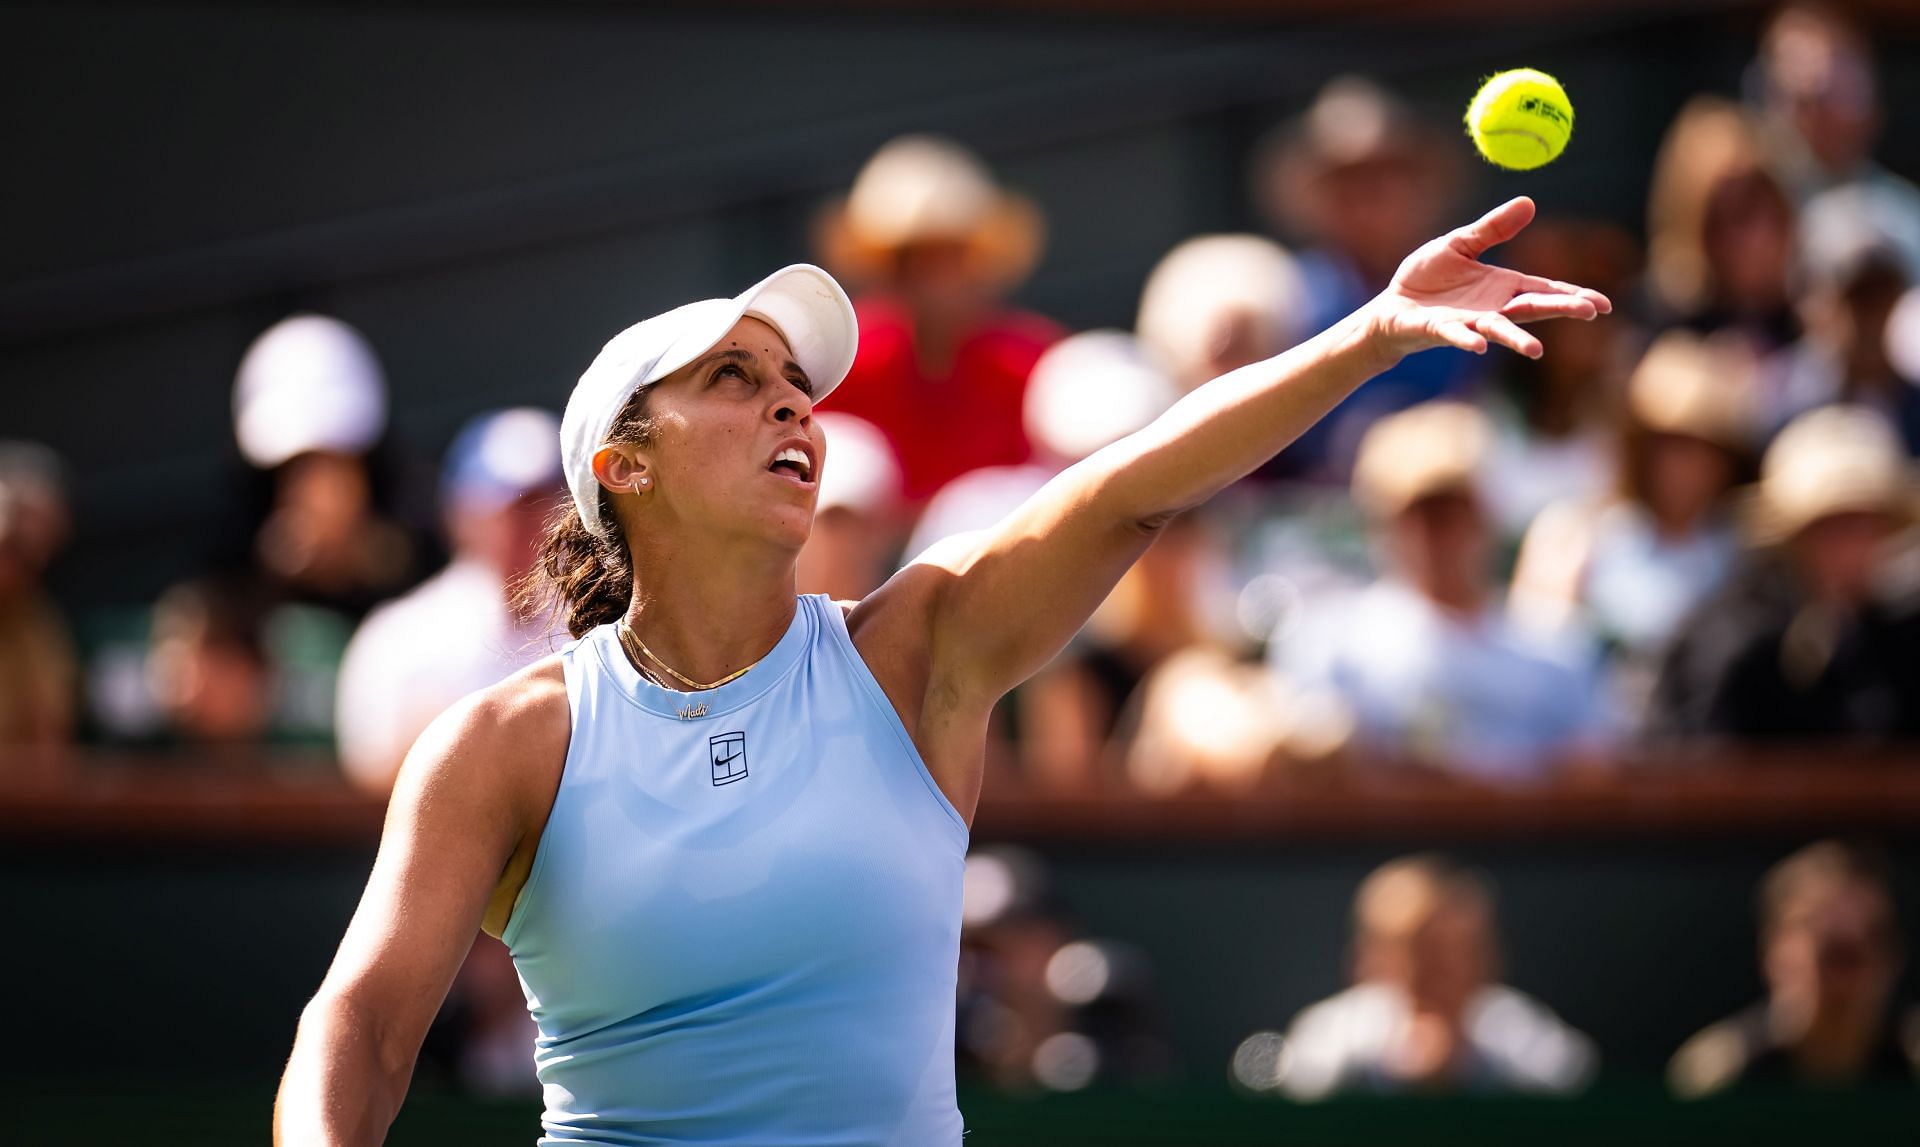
[515,389,657,639]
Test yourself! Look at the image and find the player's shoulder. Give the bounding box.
[396,654,571,803]
[454,654,571,748]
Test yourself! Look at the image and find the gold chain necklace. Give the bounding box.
[616,620,753,692]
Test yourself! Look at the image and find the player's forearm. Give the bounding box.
[275,994,411,1147]
[1094,304,1400,524]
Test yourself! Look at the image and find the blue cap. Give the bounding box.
[442,407,565,512]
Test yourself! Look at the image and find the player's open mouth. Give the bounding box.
[767,444,815,486]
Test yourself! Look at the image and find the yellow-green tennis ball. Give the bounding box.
[1465,68,1574,171]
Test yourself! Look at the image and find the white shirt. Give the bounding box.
[1279,981,1597,1099]
[333,559,561,790]
[1275,580,1609,783]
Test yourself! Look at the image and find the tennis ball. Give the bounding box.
[1465,69,1573,171]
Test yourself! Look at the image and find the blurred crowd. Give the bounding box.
[14,4,1918,792]
[2,0,1916,1104]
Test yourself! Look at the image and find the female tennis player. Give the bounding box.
[276,195,1607,1145]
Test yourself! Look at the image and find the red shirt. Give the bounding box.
[826,296,1064,505]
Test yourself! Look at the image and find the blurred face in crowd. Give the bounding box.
[1388,490,1490,613]
[1790,510,1900,606]
[0,478,68,589]
[1358,887,1494,1020]
[1764,10,1879,177]
[1316,156,1440,283]
[453,489,565,588]
[1644,432,1738,533]
[1764,875,1899,1026]
[147,614,272,743]
[890,238,997,327]
[277,451,374,545]
[795,505,894,601]
[1703,172,1794,315]
[604,316,820,555]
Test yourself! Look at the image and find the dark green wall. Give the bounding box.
[10,830,1916,1087]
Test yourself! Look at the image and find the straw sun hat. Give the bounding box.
[1350,401,1492,518]
[816,135,1044,289]
[1744,404,1920,545]
[1626,330,1759,450]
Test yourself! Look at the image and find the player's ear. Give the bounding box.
[592,444,652,495]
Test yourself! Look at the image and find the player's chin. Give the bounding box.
[761,498,817,548]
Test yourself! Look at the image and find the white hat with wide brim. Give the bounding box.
[560,264,859,536]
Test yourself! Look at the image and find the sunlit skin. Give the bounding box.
[275,196,1613,1146]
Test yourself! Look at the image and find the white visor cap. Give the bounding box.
[561,264,859,535]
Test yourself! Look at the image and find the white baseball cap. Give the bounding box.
[233,314,388,469]
[561,264,859,535]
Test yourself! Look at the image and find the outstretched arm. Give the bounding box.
[915,196,1608,706]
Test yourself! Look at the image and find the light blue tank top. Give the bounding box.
[501,594,970,1146]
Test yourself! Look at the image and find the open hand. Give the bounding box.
[1364,196,1613,362]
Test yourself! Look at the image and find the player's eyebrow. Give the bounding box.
[691,346,810,395]
[693,347,757,373]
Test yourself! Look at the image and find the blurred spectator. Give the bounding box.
[144,577,277,746]
[235,313,417,618]
[795,413,904,601]
[818,135,1064,505]
[1650,405,1920,741]
[903,332,1187,791]
[1512,331,1759,725]
[907,330,1176,558]
[956,847,1168,1092]
[334,408,566,792]
[1481,219,1641,540]
[1271,403,1610,782]
[1671,841,1917,1096]
[1123,645,1290,796]
[1134,234,1309,395]
[0,443,76,749]
[1748,3,1920,279]
[1247,854,1595,1098]
[1646,97,1801,360]
[1774,220,1920,453]
[1255,76,1480,480]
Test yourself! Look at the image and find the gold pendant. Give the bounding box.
[677,701,709,721]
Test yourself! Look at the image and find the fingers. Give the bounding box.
[1475,312,1543,359]
[1502,292,1600,323]
[1435,319,1488,355]
[1514,276,1614,314]
[1450,196,1536,259]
